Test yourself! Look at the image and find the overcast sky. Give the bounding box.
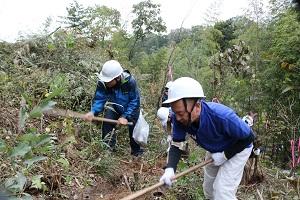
[0,0,267,42]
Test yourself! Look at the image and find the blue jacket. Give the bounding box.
[172,101,251,153]
[91,71,140,120]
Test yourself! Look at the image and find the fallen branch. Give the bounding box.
[119,159,131,164]
[123,175,132,193]
[256,188,264,200]
[139,163,144,174]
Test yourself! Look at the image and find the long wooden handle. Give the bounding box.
[44,108,133,125]
[93,116,134,126]
[120,158,213,200]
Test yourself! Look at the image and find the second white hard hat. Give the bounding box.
[163,77,205,104]
[165,81,173,89]
[157,107,170,127]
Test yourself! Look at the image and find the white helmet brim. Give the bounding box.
[163,77,205,104]
[96,72,117,82]
[163,97,182,104]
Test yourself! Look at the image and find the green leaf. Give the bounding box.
[281,86,294,94]
[10,143,31,158]
[29,101,57,118]
[5,172,27,193]
[18,104,29,130]
[24,156,47,168]
[19,133,37,145]
[19,133,51,146]
[66,35,75,48]
[47,43,56,51]
[19,133,54,154]
[31,175,44,190]
[57,157,70,169]
[46,75,66,100]
[0,138,6,151]
[45,87,64,101]
[21,93,33,107]
[34,134,53,147]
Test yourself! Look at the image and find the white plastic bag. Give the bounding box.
[133,110,149,146]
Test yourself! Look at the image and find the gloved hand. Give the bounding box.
[167,135,172,143]
[83,112,94,122]
[211,152,227,166]
[118,117,128,125]
[253,148,260,156]
[160,168,175,187]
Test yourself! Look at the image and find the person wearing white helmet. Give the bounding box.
[84,60,143,157]
[161,81,173,107]
[159,77,254,200]
[165,81,173,89]
[242,112,261,157]
[157,107,170,129]
[159,81,173,147]
[157,107,173,140]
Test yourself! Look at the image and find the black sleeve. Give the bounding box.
[166,145,183,172]
[224,131,255,159]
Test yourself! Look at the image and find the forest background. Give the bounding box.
[0,0,299,199]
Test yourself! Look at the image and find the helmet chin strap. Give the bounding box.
[183,98,198,127]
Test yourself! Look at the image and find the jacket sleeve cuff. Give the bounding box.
[121,114,130,120]
[166,145,183,172]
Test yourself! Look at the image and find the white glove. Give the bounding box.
[211,152,227,166]
[160,168,175,187]
[253,148,260,156]
[167,135,172,143]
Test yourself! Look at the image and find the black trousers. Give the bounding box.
[102,109,142,154]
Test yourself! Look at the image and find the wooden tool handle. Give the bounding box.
[44,108,133,125]
[92,116,133,126]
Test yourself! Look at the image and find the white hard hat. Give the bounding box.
[97,60,123,82]
[242,115,254,127]
[165,81,173,89]
[157,107,170,127]
[163,77,205,104]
